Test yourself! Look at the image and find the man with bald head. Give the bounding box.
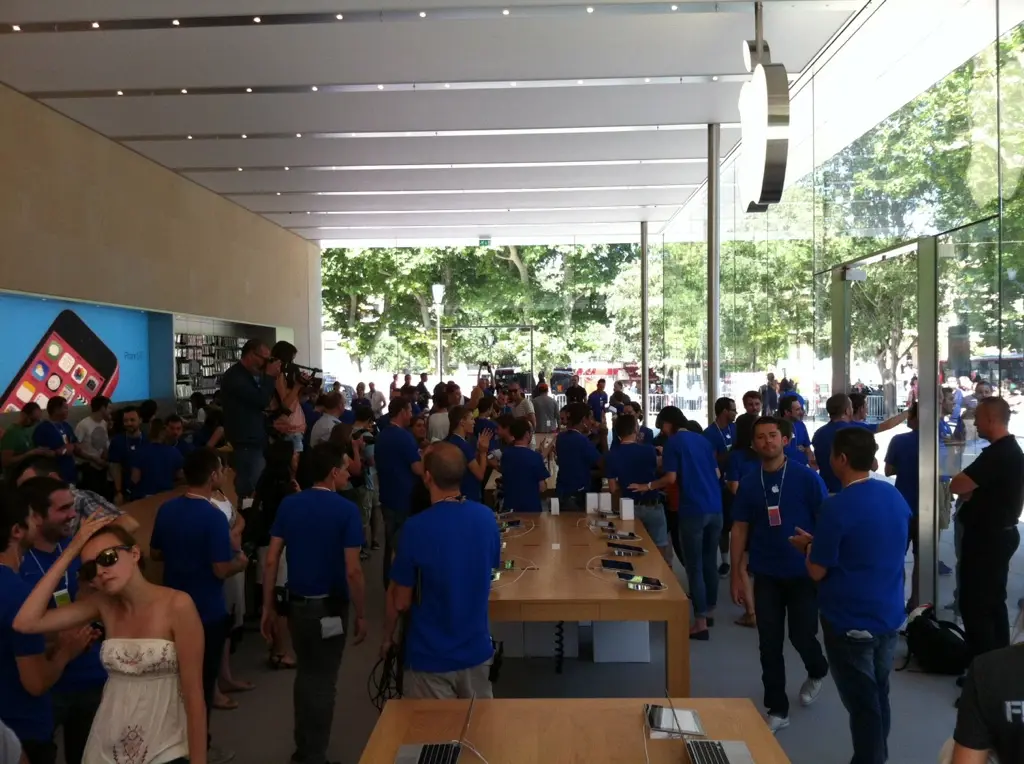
[380,441,501,699]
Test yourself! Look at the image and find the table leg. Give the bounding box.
[665,603,690,696]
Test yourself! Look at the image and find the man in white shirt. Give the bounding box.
[369,382,387,419]
[509,384,536,430]
[74,395,110,495]
[309,391,344,446]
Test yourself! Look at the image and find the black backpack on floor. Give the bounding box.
[898,605,971,675]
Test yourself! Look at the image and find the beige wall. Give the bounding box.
[0,83,321,366]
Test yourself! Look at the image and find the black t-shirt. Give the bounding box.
[955,645,1024,762]
[565,385,586,405]
[959,435,1024,533]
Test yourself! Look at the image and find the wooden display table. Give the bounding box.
[490,513,690,696]
[359,698,790,763]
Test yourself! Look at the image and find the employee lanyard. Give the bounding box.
[760,461,787,510]
[29,544,68,592]
[716,423,731,446]
[845,477,871,489]
[185,492,218,507]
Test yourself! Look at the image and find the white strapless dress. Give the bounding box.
[82,639,190,764]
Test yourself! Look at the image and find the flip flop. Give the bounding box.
[267,653,296,670]
[734,613,757,628]
[213,697,239,711]
[221,681,255,694]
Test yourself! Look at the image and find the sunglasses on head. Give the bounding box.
[80,545,132,582]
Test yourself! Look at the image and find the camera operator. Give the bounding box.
[221,339,282,500]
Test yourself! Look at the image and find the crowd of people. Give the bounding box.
[2,336,1023,764]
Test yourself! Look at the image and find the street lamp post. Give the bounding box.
[431,283,445,379]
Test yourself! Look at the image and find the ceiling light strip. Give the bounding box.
[118,124,738,142]
[227,183,700,197]
[256,205,661,215]
[306,221,667,231]
[1,2,859,35]
[31,74,755,100]
[179,158,708,173]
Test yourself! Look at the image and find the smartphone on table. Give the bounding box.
[607,542,645,554]
[600,559,634,572]
[617,573,663,587]
[0,310,119,413]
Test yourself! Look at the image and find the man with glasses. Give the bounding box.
[508,384,536,431]
[221,339,282,500]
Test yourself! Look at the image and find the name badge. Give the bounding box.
[767,505,782,527]
[320,616,345,639]
[53,589,72,608]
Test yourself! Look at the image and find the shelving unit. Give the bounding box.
[174,333,244,401]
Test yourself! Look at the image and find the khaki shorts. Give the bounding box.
[403,660,493,700]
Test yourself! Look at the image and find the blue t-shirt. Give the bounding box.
[446,434,482,502]
[555,430,601,496]
[810,480,910,633]
[851,420,879,433]
[375,425,422,515]
[885,429,919,515]
[725,449,759,484]
[271,489,364,598]
[662,430,722,516]
[32,420,78,484]
[390,499,500,672]
[638,425,655,445]
[151,495,234,623]
[108,433,147,495]
[173,439,194,458]
[340,410,356,425]
[0,566,51,743]
[19,544,106,693]
[587,390,608,423]
[733,461,828,578]
[134,443,184,498]
[605,442,659,502]
[811,420,854,493]
[500,446,550,512]
[703,422,736,456]
[474,418,500,453]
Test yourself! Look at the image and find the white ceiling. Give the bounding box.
[0,0,862,246]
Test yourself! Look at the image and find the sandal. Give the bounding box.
[734,613,757,628]
[221,680,255,694]
[267,653,296,670]
[213,696,239,711]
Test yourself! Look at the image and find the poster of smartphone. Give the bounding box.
[0,295,153,411]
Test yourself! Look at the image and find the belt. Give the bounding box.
[289,593,331,604]
[635,501,660,508]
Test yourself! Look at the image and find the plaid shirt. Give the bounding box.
[70,487,123,535]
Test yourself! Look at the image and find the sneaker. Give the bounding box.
[766,714,790,734]
[208,747,236,764]
[799,677,823,707]
[718,562,730,577]
[938,561,953,576]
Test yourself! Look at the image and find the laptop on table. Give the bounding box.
[394,695,476,764]
[658,693,755,764]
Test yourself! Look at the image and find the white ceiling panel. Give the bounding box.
[295,221,647,240]
[264,206,675,228]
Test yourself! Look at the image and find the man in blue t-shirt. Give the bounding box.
[779,395,814,469]
[795,427,909,764]
[587,379,609,435]
[884,402,921,608]
[150,448,248,760]
[606,414,670,561]
[445,406,491,503]
[261,443,366,764]
[164,415,194,458]
[497,419,549,513]
[632,406,721,639]
[1,491,94,763]
[107,406,146,505]
[130,422,185,499]
[18,476,109,764]
[811,394,857,493]
[705,397,737,576]
[375,398,424,587]
[382,442,500,699]
[849,392,908,435]
[554,403,601,511]
[32,397,79,486]
[730,417,829,733]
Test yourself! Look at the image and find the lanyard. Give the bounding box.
[760,461,787,510]
[29,544,68,592]
[716,423,731,446]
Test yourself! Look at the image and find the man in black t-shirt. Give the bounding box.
[950,397,1024,661]
[565,375,587,405]
[953,645,1024,763]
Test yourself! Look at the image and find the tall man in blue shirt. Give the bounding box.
[107,406,145,505]
[497,418,550,513]
[793,427,910,764]
[730,417,829,733]
[555,403,602,512]
[606,414,671,562]
[632,406,721,639]
[445,405,491,503]
[884,402,921,609]
[32,398,79,486]
[261,443,366,764]
[375,398,424,587]
[150,448,249,764]
[705,397,737,576]
[382,442,500,699]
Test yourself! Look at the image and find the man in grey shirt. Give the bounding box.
[531,383,559,434]
[508,384,536,430]
[310,391,344,445]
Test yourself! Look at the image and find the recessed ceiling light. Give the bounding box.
[180,88,188,94]
[245,87,252,93]
[295,133,302,138]
[577,80,584,85]
[276,192,282,195]
[91,21,100,28]
[502,8,510,14]
[444,83,451,88]
[510,81,517,87]
[241,134,247,139]
[116,90,124,96]
[336,13,344,20]
[237,167,243,172]
[187,135,193,140]
[11,25,21,32]
[253,16,261,23]
[671,4,678,10]
[711,75,719,81]
[586,7,594,13]
[377,84,384,90]
[644,78,651,83]
[306,211,311,215]
[172,19,180,26]
[419,11,427,17]
[284,166,290,171]
[311,86,318,92]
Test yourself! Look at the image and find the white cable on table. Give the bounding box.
[461,739,492,764]
[490,556,538,590]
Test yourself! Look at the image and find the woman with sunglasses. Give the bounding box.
[13,515,206,764]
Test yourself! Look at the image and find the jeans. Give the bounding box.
[21,740,57,764]
[233,446,266,498]
[822,620,899,764]
[52,685,104,764]
[678,512,723,618]
[288,599,348,764]
[960,526,1020,659]
[202,616,230,747]
[382,506,408,589]
[753,576,828,716]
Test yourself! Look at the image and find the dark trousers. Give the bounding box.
[52,685,104,764]
[202,616,230,746]
[822,620,899,764]
[960,526,1020,659]
[558,491,586,513]
[21,740,57,764]
[753,575,829,716]
[288,599,348,764]
[382,506,407,589]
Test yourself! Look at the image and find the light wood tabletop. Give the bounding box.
[489,513,690,696]
[359,697,791,764]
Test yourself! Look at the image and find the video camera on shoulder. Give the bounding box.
[270,340,323,391]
